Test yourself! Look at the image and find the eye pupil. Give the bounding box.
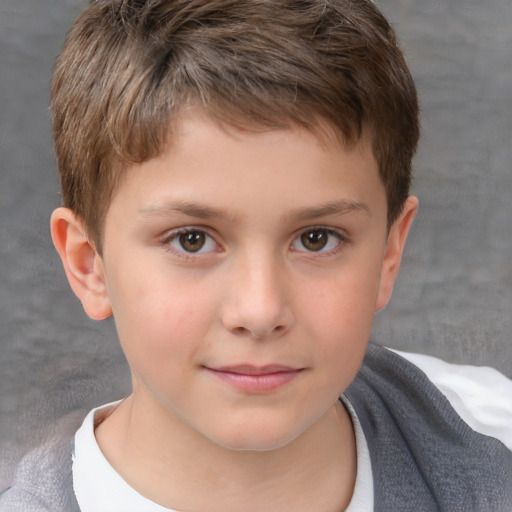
[179,232,206,252]
[301,230,328,251]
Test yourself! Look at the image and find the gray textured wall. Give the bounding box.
[1,0,511,474]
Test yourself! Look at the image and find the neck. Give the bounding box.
[96,395,357,512]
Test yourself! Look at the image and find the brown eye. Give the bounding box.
[167,229,218,256]
[291,228,343,254]
[178,231,206,252]
[300,229,329,251]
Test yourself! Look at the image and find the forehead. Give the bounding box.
[106,112,385,226]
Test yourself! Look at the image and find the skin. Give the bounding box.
[51,112,417,511]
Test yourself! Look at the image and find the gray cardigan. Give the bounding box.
[2,344,511,511]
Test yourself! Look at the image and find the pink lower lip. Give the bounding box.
[206,368,302,393]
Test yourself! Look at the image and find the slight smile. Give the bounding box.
[204,365,304,393]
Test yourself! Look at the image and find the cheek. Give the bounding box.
[302,267,380,334]
[108,271,219,368]
[297,265,380,378]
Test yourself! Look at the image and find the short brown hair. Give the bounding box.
[51,0,419,249]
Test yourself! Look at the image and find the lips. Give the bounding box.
[204,364,303,392]
[214,364,298,375]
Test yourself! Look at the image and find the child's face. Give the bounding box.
[88,112,414,451]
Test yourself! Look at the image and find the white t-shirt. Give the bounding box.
[72,350,512,512]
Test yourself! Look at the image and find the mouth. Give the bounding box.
[204,365,303,393]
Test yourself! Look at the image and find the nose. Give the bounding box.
[220,251,295,340]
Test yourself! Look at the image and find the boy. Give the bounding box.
[1,0,511,510]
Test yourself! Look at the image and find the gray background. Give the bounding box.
[1,0,511,476]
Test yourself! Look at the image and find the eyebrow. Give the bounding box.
[139,198,370,222]
[139,200,230,220]
[292,200,371,220]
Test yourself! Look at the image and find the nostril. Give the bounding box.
[220,291,295,339]
[232,326,250,336]
[228,323,288,339]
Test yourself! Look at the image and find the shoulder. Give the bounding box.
[345,344,512,510]
[0,410,86,512]
[390,348,512,450]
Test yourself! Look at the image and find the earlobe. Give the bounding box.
[375,196,418,312]
[50,207,112,320]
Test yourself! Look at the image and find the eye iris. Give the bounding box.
[179,232,206,252]
[301,230,328,251]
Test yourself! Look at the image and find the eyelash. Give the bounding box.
[290,226,347,256]
[161,226,347,260]
[161,227,220,260]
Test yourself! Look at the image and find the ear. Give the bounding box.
[50,207,112,320]
[375,196,418,312]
